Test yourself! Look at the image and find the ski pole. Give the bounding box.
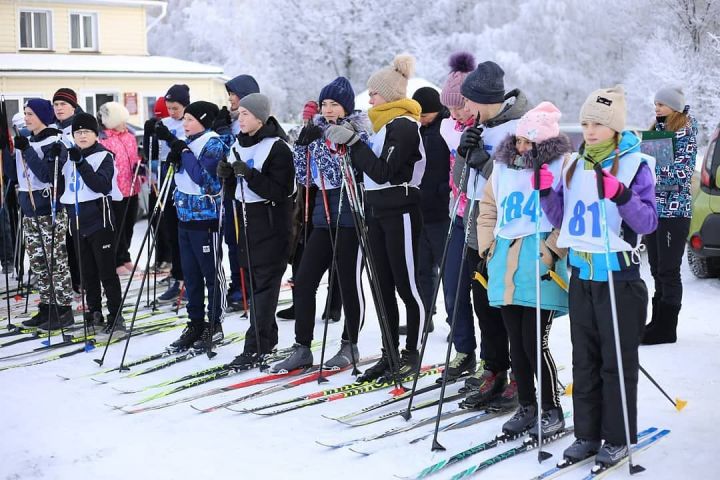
[233,149,266,371]
[304,149,311,246]
[0,182,14,330]
[232,198,249,316]
[206,180,225,359]
[404,114,480,420]
[639,364,687,411]
[593,162,643,475]
[72,161,93,352]
[430,172,480,452]
[532,146,551,462]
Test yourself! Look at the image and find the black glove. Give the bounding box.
[212,107,232,132]
[13,135,29,151]
[296,125,323,146]
[233,160,251,177]
[457,126,483,158]
[167,139,187,167]
[47,142,63,159]
[155,122,176,143]
[466,146,491,171]
[216,160,234,179]
[68,147,83,163]
[136,163,147,177]
[144,118,158,135]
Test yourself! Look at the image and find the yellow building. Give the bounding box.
[0,0,227,126]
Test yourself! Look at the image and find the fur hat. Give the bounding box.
[654,85,686,113]
[98,102,130,130]
[440,52,476,108]
[239,93,271,124]
[412,87,443,114]
[580,85,626,133]
[165,84,190,106]
[184,101,219,129]
[319,76,355,115]
[516,101,562,143]
[367,54,415,103]
[53,88,78,108]
[72,112,100,136]
[461,61,506,104]
[225,74,260,99]
[25,98,54,126]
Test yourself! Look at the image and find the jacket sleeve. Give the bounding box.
[617,163,658,235]
[293,142,309,186]
[76,152,113,195]
[245,141,295,204]
[310,139,343,188]
[348,119,420,184]
[476,175,497,255]
[181,137,225,186]
[540,184,565,229]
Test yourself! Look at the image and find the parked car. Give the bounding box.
[687,121,720,278]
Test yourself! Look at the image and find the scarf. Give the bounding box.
[367,98,421,133]
[581,137,616,169]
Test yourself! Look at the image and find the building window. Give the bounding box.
[70,13,97,50]
[84,93,116,117]
[19,10,52,50]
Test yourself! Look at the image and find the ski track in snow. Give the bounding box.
[1,220,717,479]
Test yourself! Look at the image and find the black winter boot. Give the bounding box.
[21,303,49,328]
[641,301,679,345]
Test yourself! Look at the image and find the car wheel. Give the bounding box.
[687,249,720,278]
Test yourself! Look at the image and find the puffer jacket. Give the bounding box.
[99,128,142,197]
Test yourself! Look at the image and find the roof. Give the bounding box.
[0,53,224,78]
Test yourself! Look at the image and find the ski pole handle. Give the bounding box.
[532,143,541,191]
[593,162,605,200]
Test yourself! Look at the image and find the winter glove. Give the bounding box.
[531,164,554,195]
[216,160,235,179]
[212,107,232,132]
[144,118,158,135]
[47,141,63,160]
[466,145,490,171]
[457,126,483,158]
[166,139,187,168]
[13,135,29,151]
[296,125,323,146]
[155,122,176,143]
[231,149,251,177]
[68,147,83,163]
[599,170,629,204]
[325,124,360,146]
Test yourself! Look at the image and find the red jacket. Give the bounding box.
[99,129,142,197]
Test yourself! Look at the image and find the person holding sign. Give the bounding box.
[642,86,698,345]
[476,101,571,437]
[538,86,657,466]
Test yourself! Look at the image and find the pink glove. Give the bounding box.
[531,164,554,191]
[601,170,624,200]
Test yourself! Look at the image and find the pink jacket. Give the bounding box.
[99,129,142,198]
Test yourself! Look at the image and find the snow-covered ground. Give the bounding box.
[1,220,718,480]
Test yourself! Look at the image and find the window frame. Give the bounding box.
[18,8,53,51]
[68,11,99,52]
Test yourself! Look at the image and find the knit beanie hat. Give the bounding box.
[302,100,319,121]
[319,76,355,115]
[153,97,169,119]
[367,54,415,103]
[184,101,219,129]
[516,101,562,143]
[412,87,443,114]
[165,84,190,106]
[25,98,54,126]
[461,61,506,104]
[239,93,271,124]
[225,74,260,99]
[98,101,130,130]
[654,85,686,113]
[53,88,78,108]
[580,85,626,133]
[72,112,100,136]
[440,52,476,108]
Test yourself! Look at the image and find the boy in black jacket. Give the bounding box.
[61,113,125,335]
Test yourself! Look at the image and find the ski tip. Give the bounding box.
[90,377,107,385]
[189,404,208,413]
[675,398,688,411]
[56,374,70,381]
[348,447,371,456]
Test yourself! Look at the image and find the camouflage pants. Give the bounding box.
[23,211,73,306]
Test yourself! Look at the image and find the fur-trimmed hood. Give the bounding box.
[311,111,371,136]
[493,133,572,170]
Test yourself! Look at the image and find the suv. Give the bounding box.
[687,121,720,278]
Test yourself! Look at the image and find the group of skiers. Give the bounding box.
[0,48,698,469]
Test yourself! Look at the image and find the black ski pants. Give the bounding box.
[501,305,559,410]
[366,207,424,352]
[645,216,690,307]
[112,195,138,266]
[242,259,285,355]
[294,226,364,347]
[569,276,647,444]
[76,226,122,319]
